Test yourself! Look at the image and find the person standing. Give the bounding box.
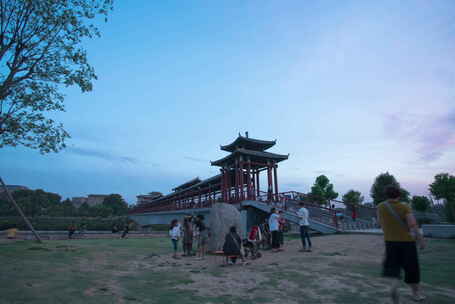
[268,208,281,252]
[68,223,76,239]
[297,202,312,252]
[195,214,209,259]
[169,219,181,259]
[278,210,286,249]
[121,221,130,239]
[182,216,194,256]
[377,186,426,303]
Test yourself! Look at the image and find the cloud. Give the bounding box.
[385,109,455,162]
[67,147,138,164]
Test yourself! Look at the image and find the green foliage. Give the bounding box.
[0,216,129,231]
[310,175,338,205]
[0,0,114,153]
[429,173,455,223]
[342,190,364,206]
[0,189,129,218]
[102,194,129,216]
[411,195,431,212]
[429,173,455,201]
[370,172,410,205]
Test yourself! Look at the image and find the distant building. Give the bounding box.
[87,194,109,206]
[136,191,163,205]
[71,194,109,208]
[71,197,88,208]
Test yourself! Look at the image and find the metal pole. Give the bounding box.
[0,177,42,243]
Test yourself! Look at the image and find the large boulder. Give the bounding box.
[208,203,241,252]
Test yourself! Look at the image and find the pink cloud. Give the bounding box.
[385,109,455,162]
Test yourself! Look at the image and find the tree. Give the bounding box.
[370,172,410,205]
[342,190,364,206]
[310,175,338,206]
[0,0,113,153]
[429,173,455,222]
[102,194,128,216]
[0,188,62,216]
[411,196,431,212]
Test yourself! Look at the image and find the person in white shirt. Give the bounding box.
[297,202,312,252]
[268,208,281,252]
[169,219,181,258]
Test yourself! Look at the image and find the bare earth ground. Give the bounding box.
[1,234,454,304]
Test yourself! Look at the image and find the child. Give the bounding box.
[169,219,181,258]
[245,225,262,259]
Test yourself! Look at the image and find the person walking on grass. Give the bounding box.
[297,202,312,252]
[268,208,281,252]
[169,219,181,259]
[194,214,209,260]
[121,221,131,239]
[377,186,426,303]
[278,210,286,249]
[68,222,76,239]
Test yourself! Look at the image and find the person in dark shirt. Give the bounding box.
[223,226,241,264]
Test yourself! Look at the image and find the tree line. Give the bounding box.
[0,189,129,217]
[307,172,455,222]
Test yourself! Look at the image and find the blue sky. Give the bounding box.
[1,0,454,203]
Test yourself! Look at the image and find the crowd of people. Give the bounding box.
[168,214,209,260]
[167,201,313,263]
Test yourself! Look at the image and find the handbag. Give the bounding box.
[384,201,416,240]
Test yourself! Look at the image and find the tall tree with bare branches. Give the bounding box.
[0,0,113,153]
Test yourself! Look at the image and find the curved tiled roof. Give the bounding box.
[211,148,289,166]
[172,177,201,191]
[220,135,276,152]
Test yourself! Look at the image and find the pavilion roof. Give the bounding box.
[220,135,276,152]
[211,148,289,167]
[172,177,201,192]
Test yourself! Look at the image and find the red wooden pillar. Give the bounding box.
[239,157,244,201]
[220,168,225,202]
[252,168,256,200]
[247,158,252,200]
[234,159,239,201]
[267,163,273,201]
[273,163,279,201]
[226,168,231,202]
[256,169,260,198]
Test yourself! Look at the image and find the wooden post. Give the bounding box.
[267,162,273,201]
[239,157,244,201]
[273,163,279,201]
[256,169,260,198]
[252,168,256,200]
[220,168,226,201]
[247,158,252,200]
[234,159,239,201]
[0,177,42,243]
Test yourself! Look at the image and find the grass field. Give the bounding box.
[1,235,454,304]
